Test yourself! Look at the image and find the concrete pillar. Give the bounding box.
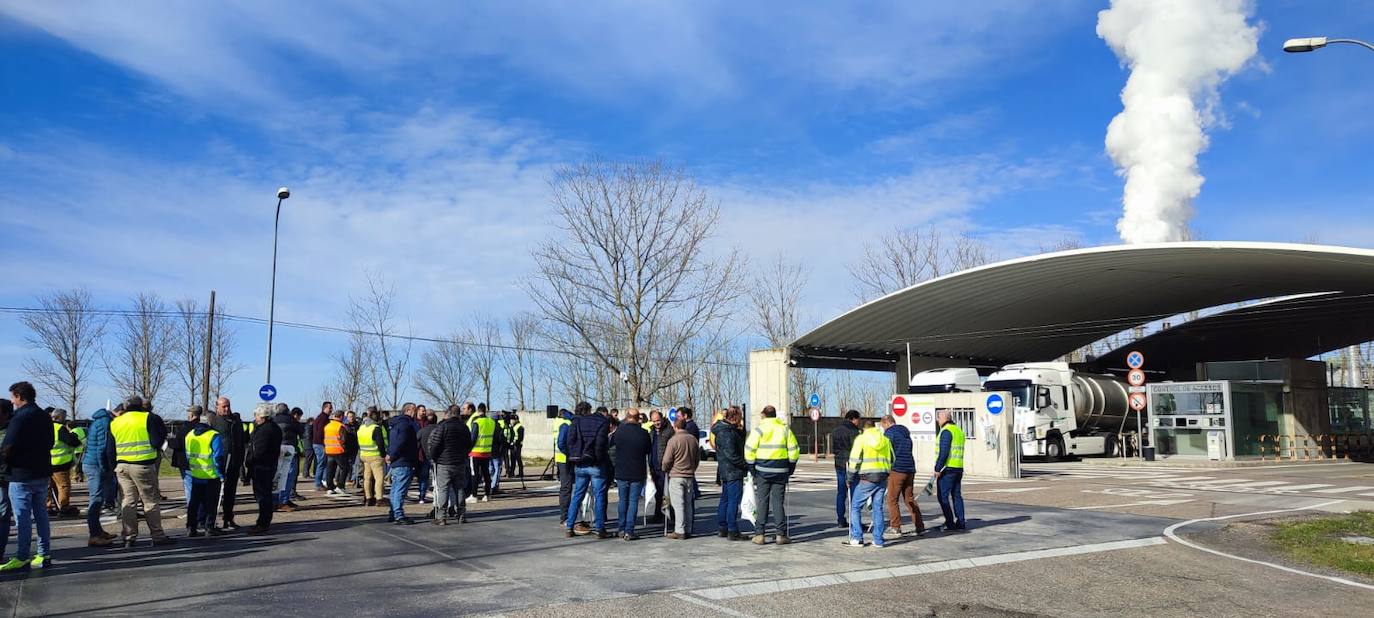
[749,348,791,423]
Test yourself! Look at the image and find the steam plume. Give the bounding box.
[1097,0,1258,243]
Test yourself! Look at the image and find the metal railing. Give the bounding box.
[1250,433,1374,461]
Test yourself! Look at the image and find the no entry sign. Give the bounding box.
[891,395,908,417]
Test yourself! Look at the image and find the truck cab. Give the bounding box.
[984,362,1126,460]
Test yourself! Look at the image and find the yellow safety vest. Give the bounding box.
[848,427,893,476]
[553,418,570,463]
[51,423,75,466]
[506,421,522,444]
[73,426,87,451]
[471,415,495,456]
[940,423,966,469]
[744,417,799,475]
[185,429,221,480]
[111,411,157,463]
[324,420,345,455]
[357,423,381,457]
[242,421,254,436]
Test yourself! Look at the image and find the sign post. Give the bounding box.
[1126,350,1146,460]
[809,407,821,461]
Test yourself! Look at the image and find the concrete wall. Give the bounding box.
[892,391,1019,479]
[749,348,791,420]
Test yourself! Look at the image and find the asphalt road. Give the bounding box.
[1,459,1371,617]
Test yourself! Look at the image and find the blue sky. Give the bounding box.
[2,1,1372,412]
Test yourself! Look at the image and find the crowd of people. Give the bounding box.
[0,377,969,575]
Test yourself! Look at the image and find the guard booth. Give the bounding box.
[889,391,1019,479]
[1146,380,1286,461]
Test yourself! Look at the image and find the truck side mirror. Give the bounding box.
[1035,387,1052,410]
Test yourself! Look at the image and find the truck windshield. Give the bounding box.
[983,380,1033,408]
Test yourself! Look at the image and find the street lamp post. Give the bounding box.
[265,187,290,385]
[1283,36,1374,54]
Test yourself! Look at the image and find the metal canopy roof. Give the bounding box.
[1085,292,1374,373]
[791,242,1374,369]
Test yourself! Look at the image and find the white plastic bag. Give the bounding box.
[739,474,757,525]
[580,492,591,521]
[643,475,658,515]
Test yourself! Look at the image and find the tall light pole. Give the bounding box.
[1283,35,1371,387]
[1283,36,1374,54]
[265,186,290,385]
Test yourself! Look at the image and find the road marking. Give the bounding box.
[1163,500,1374,592]
[1202,481,1290,489]
[690,537,1165,601]
[374,527,458,560]
[1310,485,1374,494]
[972,487,1047,494]
[1268,484,1334,492]
[1068,499,1191,510]
[672,593,757,617]
[1146,476,1215,482]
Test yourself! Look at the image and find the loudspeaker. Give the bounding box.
[545,405,559,419]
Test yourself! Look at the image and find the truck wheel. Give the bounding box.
[1046,436,1065,462]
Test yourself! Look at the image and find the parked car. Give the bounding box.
[698,430,715,460]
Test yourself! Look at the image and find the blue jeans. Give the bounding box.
[389,465,414,520]
[182,469,193,508]
[716,479,744,533]
[835,469,854,524]
[616,479,643,535]
[83,464,114,537]
[937,468,965,527]
[278,453,301,504]
[850,479,887,546]
[9,479,51,560]
[490,457,502,490]
[414,463,431,502]
[565,464,608,531]
[313,444,328,487]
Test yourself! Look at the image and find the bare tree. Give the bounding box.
[750,256,807,348]
[349,273,412,411]
[208,306,244,400]
[525,159,746,406]
[847,225,992,302]
[413,332,478,409]
[331,330,371,413]
[21,289,106,415]
[468,314,501,408]
[171,298,209,409]
[502,312,540,410]
[1039,236,1085,253]
[106,293,174,408]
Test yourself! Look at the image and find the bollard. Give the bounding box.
[1257,434,1271,461]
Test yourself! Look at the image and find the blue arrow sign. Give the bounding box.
[667,407,679,423]
[986,393,1005,415]
[259,384,277,402]
[808,393,821,408]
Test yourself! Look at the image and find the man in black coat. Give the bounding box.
[428,405,473,525]
[646,410,674,523]
[829,409,862,528]
[208,396,247,530]
[712,406,749,540]
[610,410,651,540]
[245,405,283,534]
[273,404,304,510]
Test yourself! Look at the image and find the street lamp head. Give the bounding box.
[277,187,290,199]
[1283,37,1327,53]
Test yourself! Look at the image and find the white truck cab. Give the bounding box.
[982,362,1130,460]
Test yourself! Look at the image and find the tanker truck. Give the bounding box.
[981,362,1135,460]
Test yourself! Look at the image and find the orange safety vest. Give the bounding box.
[324,420,346,455]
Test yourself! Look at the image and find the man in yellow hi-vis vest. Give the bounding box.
[845,420,893,548]
[935,410,966,532]
[47,408,82,516]
[744,405,799,545]
[183,407,227,537]
[110,396,174,548]
[468,405,497,501]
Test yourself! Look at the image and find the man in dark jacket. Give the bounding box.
[428,405,472,525]
[170,407,197,511]
[646,410,674,523]
[245,404,283,534]
[881,414,924,537]
[563,401,611,539]
[208,396,247,530]
[1,382,54,571]
[712,406,749,540]
[829,410,862,528]
[273,404,304,510]
[0,399,13,568]
[386,406,421,525]
[81,407,117,545]
[311,403,332,489]
[610,410,651,540]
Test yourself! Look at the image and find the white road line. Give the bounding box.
[1202,481,1290,489]
[1149,476,1215,482]
[1268,484,1334,492]
[1068,499,1191,510]
[690,537,1165,601]
[672,593,757,618]
[374,527,458,560]
[972,487,1048,494]
[1163,499,1374,592]
[1310,486,1374,494]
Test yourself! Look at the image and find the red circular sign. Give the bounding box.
[891,395,908,417]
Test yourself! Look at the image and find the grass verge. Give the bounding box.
[1272,510,1374,577]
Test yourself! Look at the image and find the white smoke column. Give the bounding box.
[1097,0,1258,243]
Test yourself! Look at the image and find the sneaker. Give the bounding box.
[393,517,415,526]
[466,495,477,504]
[884,528,902,539]
[0,558,30,573]
[222,521,240,531]
[29,555,49,569]
[480,496,489,503]
[564,528,575,538]
[88,535,113,547]
[667,532,683,540]
[872,542,886,549]
[776,535,791,545]
[843,539,866,548]
[751,535,766,545]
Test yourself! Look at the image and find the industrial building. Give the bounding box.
[749,242,1374,463]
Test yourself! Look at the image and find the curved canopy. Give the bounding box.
[1086,292,1374,373]
[791,242,1374,369]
